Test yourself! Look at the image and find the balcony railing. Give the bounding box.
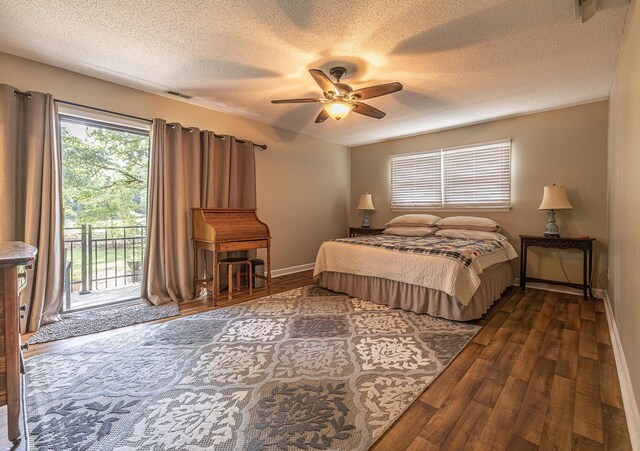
[64,225,146,310]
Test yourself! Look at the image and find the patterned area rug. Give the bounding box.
[26,302,180,344]
[25,286,479,450]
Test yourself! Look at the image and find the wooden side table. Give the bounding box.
[519,235,595,298]
[348,227,385,237]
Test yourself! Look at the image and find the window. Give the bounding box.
[390,140,511,209]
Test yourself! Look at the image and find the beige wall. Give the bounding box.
[351,101,609,286]
[0,52,350,271]
[608,0,640,419]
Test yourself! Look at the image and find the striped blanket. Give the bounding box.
[331,235,505,268]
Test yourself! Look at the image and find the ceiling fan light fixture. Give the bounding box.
[325,101,354,121]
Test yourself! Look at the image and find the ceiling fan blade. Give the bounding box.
[352,82,403,100]
[309,69,339,95]
[271,98,321,104]
[353,102,386,119]
[315,108,330,123]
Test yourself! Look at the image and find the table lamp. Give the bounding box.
[538,184,573,237]
[357,193,375,228]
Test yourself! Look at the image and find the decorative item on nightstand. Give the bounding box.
[538,184,573,237]
[357,193,375,228]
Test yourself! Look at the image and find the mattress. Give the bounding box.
[313,235,518,306]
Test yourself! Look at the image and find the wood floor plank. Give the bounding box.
[440,400,492,450]
[540,375,576,451]
[595,312,612,346]
[581,301,596,321]
[474,363,510,408]
[419,358,493,447]
[512,357,556,445]
[479,318,516,362]
[540,319,564,361]
[508,291,535,321]
[507,434,539,451]
[579,319,599,360]
[511,308,539,344]
[472,310,509,346]
[476,375,530,450]
[500,290,524,313]
[405,435,439,451]
[511,328,546,381]
[419,341,484,409]
[572,433,604,450]
[370,401,436,451]
[565,303,582,331]
[493,339,523,376]
[601,404,633,450]
[533,293,559,332]
[574,357,604,444]
[597,343,624,409]
[556,328,579,380]
[552,299,569,322]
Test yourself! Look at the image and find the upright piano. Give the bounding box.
[191,208,271,298]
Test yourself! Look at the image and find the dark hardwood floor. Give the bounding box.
[372,287,632,450]
[3,271,632,450]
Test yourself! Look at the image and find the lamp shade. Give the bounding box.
[538,184,574,210]
[357,193,375,210]
[325,101,354,121]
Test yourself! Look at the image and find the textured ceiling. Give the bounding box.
[0,0,629,147]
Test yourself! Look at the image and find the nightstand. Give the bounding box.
[349,227,385,238]
[519,235,595,298]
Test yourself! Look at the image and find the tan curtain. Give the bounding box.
[0,84,64,332]
[202,134,256,209]
[141,120,256,305]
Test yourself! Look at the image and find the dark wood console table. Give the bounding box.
[519,235,595,298]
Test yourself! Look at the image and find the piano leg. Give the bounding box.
[192,242,198,298]
[267,246,272,293]
[213,251,219,300]
[228,264,233,300]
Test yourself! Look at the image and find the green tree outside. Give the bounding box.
[61,122,149,232]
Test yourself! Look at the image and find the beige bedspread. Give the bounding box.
[313,238,517,305]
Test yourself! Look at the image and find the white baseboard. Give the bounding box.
[512,278,603,299]
[271,263,315,278]
[603,290,640,450]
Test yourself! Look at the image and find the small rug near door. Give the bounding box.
[25,286,479,450]
[26,301,180,345]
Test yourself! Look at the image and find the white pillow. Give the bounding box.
[384,226,438,237]
[436,216,501,232]
[436,229,508,242]
[385,214,442,227]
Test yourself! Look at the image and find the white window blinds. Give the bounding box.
[390,150,442,208]
[390,140,511,209]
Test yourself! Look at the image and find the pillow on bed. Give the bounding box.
[385,214,442,227]
[436,216,501,232]
[384,226,438,237]
[436,229,508,242]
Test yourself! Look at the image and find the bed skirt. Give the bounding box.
[317,262,513,321]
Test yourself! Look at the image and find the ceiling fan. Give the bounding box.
[271,66,403,123]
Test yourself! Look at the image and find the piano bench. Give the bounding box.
[218,258,253,300]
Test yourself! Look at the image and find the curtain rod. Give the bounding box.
[15,91,268,149]
[52,98,267,150]
[55,99,153,123]
[13,89,32,98]
[167,123,267,150]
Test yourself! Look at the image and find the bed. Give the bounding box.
[313,234,518,321]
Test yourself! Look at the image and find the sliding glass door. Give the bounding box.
[59,108,150,311]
